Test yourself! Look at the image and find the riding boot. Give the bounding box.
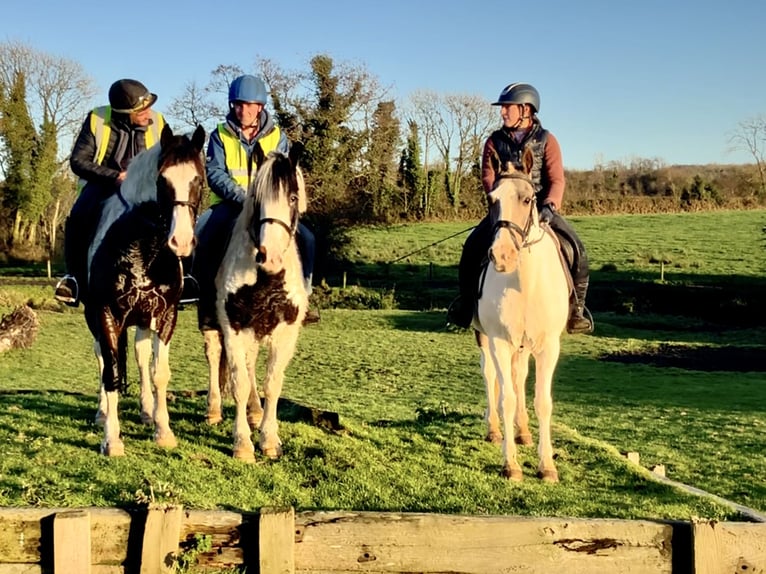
[447,218,491,329]
[568,278,594,334]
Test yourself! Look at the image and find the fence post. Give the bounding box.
[53,510,91,574]
[140,505,184,574]
[259,507,295,574]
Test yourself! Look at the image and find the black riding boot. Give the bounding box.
[568,278,594,334]
[447,218,491,328]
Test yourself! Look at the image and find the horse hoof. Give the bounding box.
[260,445,282,460]
[155,433,177,449]
[485,431,503,445]
[515,433,534,446]
[538,469,559,483]
[101,442,125,457]
[233,447,256,463]
[501,466,523,481]
[206,412,223,425]
[140,412,154,426]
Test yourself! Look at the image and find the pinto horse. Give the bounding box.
[85,124,205,456]
[200,142,308,462]
[474,148,569,482]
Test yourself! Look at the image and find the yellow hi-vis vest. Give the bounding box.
[210,123,282,206]
[77,105,166,192]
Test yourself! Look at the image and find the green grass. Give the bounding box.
[0,209,764,522]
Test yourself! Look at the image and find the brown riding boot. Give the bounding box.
[567,279,594,334]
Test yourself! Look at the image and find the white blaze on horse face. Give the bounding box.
[257,185,294,274]
[489,185,522,273]
[162,163,198,257]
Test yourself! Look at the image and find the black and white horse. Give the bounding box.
[200,142,309,462]
[85,124,205,456]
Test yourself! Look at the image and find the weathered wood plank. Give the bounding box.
[294,511,673,574]
[259,507,295,574]
[139,506,183,574]
[692,521,766,574]
[53,510,91,574]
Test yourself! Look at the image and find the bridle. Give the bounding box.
[491,172,543,251]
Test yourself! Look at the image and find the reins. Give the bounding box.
[491,172,545,249]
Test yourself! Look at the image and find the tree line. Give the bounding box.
[1,41,765,267]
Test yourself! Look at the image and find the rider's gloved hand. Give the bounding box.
[539,203,556,224]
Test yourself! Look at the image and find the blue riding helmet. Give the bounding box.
[492,83,540,113]
[228,74,268,105]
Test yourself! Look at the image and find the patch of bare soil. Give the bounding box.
[602,343,766,372]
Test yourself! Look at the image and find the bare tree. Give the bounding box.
[729,116,766,195]
[0,40,98,157]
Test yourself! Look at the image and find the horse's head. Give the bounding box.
[488,148,537,273]
[246,142,306,274]
[155,124,206,257]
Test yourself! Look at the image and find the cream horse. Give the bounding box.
[474,149,569,482]
[202,142,308,462]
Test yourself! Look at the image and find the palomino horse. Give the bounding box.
[201,142,308,462]
[85,124,205,456]
[474,148,569,482]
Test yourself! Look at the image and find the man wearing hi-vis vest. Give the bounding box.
[54,79,167,306]
[192,74,318,330]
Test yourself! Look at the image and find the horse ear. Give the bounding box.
[521,147,534,175]
[160,123,174,147]
[191,124,205,152]
[289,141,305,166]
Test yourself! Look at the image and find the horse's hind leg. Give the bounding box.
[512,348,533,447]
[93,339,107,426]
[134,328,156,425]
[245,339,263,429]
[477,331,502,445]
[150,332,177,448]
[203,329,224,425]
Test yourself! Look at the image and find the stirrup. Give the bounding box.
[179,275,200,305]
[54,275,79,305]
[567,306,594,334]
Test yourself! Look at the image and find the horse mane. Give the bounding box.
[118,145,162,205]
[251,149,306,210]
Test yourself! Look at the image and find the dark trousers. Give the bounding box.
[458,211,589,303]
[64,183,111,298]
[192,202,316,329]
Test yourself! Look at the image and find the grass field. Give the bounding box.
[0,209,764,523]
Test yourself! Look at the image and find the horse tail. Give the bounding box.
[219,347,231,398]
[117,330,129,394]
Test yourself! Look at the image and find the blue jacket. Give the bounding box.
[205,108,288,205]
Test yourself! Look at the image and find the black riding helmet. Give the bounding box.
[108,79,157,114]
[492,83,540,113]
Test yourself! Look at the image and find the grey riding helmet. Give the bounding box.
[492,83,540,113]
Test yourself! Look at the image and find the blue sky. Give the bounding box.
[3,0,765,169]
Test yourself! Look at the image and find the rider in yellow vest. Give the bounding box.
[54,79,166,306]
[192,74,317,330]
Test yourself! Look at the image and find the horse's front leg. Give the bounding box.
[512,347,533,447]
[489,336,522,481]
[150,329,177,448]
[134,328,156,425]
[534,338,562,482]
[224,329,256,462]
[203,329,224,425]
[260,325,300,459]
[98,319,124,456]
[476,330,502,444]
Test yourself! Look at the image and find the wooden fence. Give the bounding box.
[0,506,764,574]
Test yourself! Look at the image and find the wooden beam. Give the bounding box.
[53,510,91,574]
[259,507,295,574]
[139,506,183,574]
[692,521,766,574]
